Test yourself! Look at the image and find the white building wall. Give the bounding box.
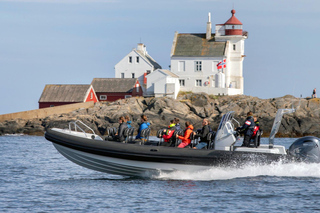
[171,56,228,95]
[146,70,180,99]
[115,50,154,92]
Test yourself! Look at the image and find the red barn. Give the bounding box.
[91,78,143,102]
[38,84,98,108]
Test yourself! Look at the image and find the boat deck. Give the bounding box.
[234,144,287,155]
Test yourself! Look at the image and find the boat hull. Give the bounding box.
[45,128,287,177]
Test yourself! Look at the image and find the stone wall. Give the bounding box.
[0,101,95,122]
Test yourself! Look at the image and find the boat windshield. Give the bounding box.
[269,108,295,148]
[215,111,235,141]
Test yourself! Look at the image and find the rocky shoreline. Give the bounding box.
[0,94,319,137]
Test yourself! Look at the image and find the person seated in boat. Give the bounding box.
[161,120,176,146]
[193,118,211,149]
[110,116,128,142]
[176,121,194,148]
[174,118,181,131]
[236,111,255,147]
[250,116,262,147]
[125,115,132,128]
[135,114,150,140]
[252,116,260,137]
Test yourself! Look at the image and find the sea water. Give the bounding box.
[1,135,320,213]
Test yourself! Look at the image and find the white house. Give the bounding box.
[170,10,248,96]
[146,69,180,99]
[114,43,162,94]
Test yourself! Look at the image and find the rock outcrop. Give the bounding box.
[0,94,319,137]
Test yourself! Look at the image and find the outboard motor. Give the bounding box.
[288,136,320,163]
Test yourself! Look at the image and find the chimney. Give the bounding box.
[206,12,212,40]
[137,43,147,56]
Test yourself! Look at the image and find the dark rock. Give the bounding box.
[1,94,319,137]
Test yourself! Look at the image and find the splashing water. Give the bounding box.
[156,162,320,181]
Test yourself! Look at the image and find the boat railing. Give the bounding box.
[69,120,97,138]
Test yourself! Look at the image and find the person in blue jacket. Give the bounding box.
[135,114,150,140]
[125,115,132,128]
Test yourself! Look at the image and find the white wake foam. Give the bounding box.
[156,162,320,181]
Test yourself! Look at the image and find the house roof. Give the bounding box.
[91,78,138,93]
[159,69,179,78]
[136,50,162,70]
[39,84,90,102]
[172,33,226,57]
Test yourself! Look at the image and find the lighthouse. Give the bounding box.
[215,9,248,95]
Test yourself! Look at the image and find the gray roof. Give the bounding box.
[159,69,179,78]
[39,84,90,102]
[172,33,226,57]
[136,50,162,70]
[91,78,138,93]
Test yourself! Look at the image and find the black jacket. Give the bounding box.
[237,116,255,136]
[195,125,210,143]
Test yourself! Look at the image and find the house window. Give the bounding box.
[213,61,219,72]
[90,92,93,99]
[146,70,151,74]
[132,73,135,78]
[136,84,139,92]
[136,56,139,63]
[178,61,185,72]
[129,56,132,63]
[100,95,107,100]
[195,61,202,72]
[179,79,185,87]
[196,79,202,87]
[121,73,124,78]
[233,44,236,51]
[125,95,132,99]
[50,105,55,107]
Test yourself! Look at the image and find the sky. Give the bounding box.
[0,0,319,114]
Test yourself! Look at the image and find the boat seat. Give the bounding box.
[248,130,262,148]
[123,127,135,143]
[140,128,151,144]
[173,130,184,147]
[106,127,118,138]
[156,129,167,146]
[207,131,216,149]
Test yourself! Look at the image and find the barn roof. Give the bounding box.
[172,33,226,57]
[39,84,90,103]
[91,78,138,93]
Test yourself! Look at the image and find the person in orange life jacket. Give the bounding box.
[236,111,255,147]
[161,120,176,146]
[193,118,211,149]
[174,118,181,131]
[135,114,150,140]
[176,121,194,148]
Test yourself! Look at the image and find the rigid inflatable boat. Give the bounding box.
[44,108,320,177]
